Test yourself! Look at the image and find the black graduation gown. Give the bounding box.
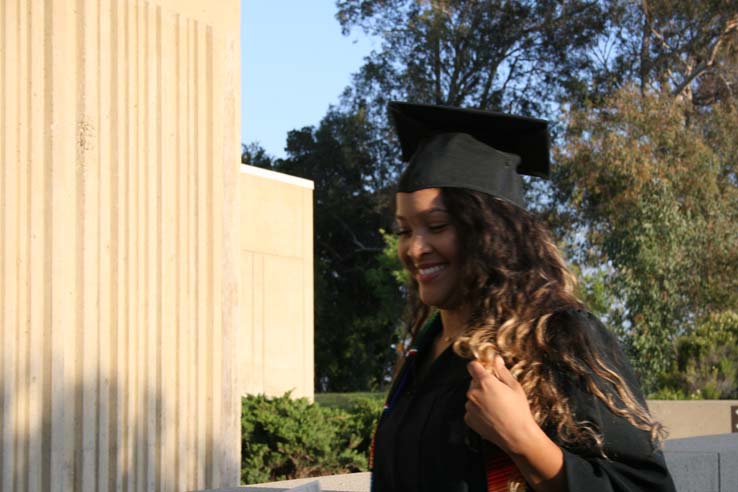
[371,310,677,492]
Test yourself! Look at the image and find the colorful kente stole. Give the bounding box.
[484,450,521,492]
[369,313,523,492]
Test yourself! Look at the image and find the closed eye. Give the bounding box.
[392,223,410,236]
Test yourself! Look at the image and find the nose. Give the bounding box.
[407,232,431,260]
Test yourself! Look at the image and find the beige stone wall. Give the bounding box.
[0,0,241,490]
[649,400,738,439]
[239,165,314,400]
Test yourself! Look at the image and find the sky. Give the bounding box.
[241,1,376,159]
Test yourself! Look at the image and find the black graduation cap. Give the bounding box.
[389,101,550,208]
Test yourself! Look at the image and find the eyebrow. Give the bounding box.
[395,207,449,220]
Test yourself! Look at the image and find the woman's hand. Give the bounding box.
[465,357,567,492]
[464,356,538,454]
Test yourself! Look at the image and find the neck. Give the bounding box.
[439,305,471,341]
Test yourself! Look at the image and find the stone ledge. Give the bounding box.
[206,472,370,492]
[663,433,738,492]
[206,434,737,492]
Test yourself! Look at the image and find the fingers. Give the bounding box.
[494,355,518,388]
[464,388,499,445]
[468,356,519,392]
[468,357,505,380]
[467,360,490,381]
[463,400,479,427]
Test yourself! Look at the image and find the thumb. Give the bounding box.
[494,356,517,388]
[467,360,493,382]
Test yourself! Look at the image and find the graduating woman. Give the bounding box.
[370,102,677,492]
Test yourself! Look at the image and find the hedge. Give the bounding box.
[241,393,384,484]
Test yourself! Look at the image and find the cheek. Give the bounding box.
[442,234,462,262]
[396,239,411,267]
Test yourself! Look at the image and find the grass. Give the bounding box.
[315,392,385,410]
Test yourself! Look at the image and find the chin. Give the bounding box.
[419,291,456,310]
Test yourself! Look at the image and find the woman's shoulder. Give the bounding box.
[546,308,647,404]
[546,308,621,357]
[548,308,608,332]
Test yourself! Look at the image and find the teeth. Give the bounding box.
[419,265,446,276]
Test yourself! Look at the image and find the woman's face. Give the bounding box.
[395,188,463,309]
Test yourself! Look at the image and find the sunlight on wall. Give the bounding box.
[0,0,241,489]
[239,165,314,401]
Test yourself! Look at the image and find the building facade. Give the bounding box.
[1,1,242,489]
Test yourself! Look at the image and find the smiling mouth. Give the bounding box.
[416,264,447,281]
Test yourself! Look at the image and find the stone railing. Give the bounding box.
[205,399,738,492]
[663,433,737,492]
[649,399,738,438]
[205,432,738,492]
[215,473,369,492]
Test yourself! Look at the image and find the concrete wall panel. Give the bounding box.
[263,255,305,397]
[241,172,305,259]
[239,166,314,400]
[649,400,738,439]
[0,0,241,490]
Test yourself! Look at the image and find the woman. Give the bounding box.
[370,102,676,492]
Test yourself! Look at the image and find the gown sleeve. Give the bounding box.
[550,310,677,492]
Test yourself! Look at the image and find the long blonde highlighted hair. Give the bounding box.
[402,189,664,471]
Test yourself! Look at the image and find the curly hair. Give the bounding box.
[401,188,664,475]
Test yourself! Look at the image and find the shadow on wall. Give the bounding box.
[2,378,160,491]
[1,375,234,491]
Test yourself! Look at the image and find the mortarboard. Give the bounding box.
[388,101,550,208]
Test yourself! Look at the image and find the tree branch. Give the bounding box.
[671,14,738,98]
[330,212,383,254]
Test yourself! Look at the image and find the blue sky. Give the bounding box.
[241,1,376,159]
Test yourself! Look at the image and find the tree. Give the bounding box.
[337,0,610,112]
[241,142,275,168]
[632,0,737,105]
[334,0,616,213]
[555,86,738,391]
[244,0,738,393]
[654,311,738,399]
[550,1,738,392]
[555,0,738,107]
[257,108,405,391]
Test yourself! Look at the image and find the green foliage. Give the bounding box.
[337,0,610,113]
[241,393,383,484]
[362,229,411,370]
[556,87,738,391]
[653,311,738,400]
[242,0,738,397]
[241,142,277,169]
[647,386,704,400]
[368,229,410,286]
[563,0,738,107]
[568,262,618,320]
[252,108,406,392]
[551,2,738,393]
[315,392,385,410]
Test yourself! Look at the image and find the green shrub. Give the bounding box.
[336,396,384,457]
[648,386,704,400]
[651,311,738,399]
[314,392,384,410]
[241,393,383,484]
